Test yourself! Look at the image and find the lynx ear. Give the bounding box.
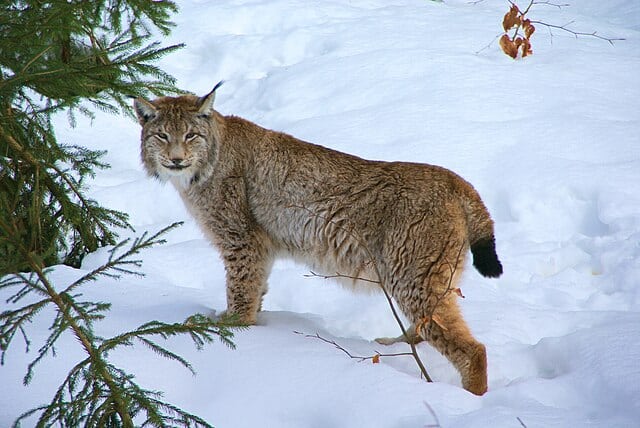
[197,80,224,117]
[133,97,157,125]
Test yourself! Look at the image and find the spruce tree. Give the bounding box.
[0,0,183,274]
[0,2,241,426]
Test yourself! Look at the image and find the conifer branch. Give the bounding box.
[1,222,234,426]
[19,250,136,426]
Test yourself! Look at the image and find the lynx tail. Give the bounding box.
[460,182,503,279]
[471,236,502,278]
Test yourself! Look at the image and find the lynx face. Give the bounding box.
[134,85,221,187]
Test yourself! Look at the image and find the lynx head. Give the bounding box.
[134,82,223,187]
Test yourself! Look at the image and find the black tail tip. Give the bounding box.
[471,237,503,278]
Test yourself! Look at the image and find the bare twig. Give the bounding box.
[476,33,502,55]
[532,1,569,8]
[289,203,434,382]
[529,20,625,45]
[380,278,434,382]
[291,204,466,384]
[509,0,567,13]
[486,1,624,58]
[517,416,528,428]
[511,0,534,17]
[294,331,413,362]
[416,234,465,333]
[424,401,442,428]
[304,271,379,285]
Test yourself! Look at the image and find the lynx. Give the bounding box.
[133,83,503,395]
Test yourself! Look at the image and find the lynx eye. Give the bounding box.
[155,132,169,142]
[185,132,197,141]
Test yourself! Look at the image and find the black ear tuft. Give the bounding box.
[196,80,224,117]
[212,80,224,93]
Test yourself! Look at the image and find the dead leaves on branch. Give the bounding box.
[501,4,536,59]
[495,1,624,59]
[502,4,521,32]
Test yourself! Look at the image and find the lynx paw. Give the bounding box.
[216,310,257,326]
[375,331,423,346]
[461,344,488,396]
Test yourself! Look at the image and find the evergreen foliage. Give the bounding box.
[0,0,184,274]
[1,222,239,427]
[0,3,238,425]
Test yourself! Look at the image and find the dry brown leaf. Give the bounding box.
[372,354,380,364]
[417,315,448,333]
[453,288,465,298]
[521,38,533,57]
[431,314,448,331]
[524,21,536,39]
[499,34,518,59]
[416,317,431,336]
[502,4,521,31]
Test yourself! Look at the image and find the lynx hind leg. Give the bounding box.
[377,295,487,395]
[418,295,488,395]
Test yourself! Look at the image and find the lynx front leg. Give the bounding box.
[221,233,272,325]
[206,176,274,325]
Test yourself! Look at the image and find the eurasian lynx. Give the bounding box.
[134,83,502,395]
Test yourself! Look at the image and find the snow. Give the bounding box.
[2,0,640,426]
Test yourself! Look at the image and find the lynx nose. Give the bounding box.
[170,158,184,166]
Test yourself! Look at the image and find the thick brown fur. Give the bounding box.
[134,86,502,395]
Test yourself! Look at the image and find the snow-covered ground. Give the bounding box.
[2,0,640,426]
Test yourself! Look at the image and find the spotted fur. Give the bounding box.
[134,85,502,395]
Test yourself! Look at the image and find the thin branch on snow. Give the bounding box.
[289,203,433,382]
[531,1,569,9]
[303,271,379,285]
[292,202,468,384]
[476,34,502,55]
[294,331,413,362]
[509,0,570,13]
[529,20,625,45]
[423,401,443,428]
[298,327,446,428]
